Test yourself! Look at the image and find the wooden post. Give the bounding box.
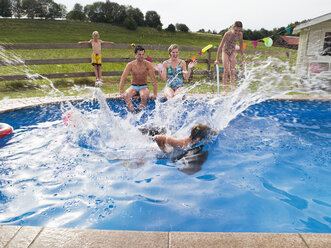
[207,49,212,80]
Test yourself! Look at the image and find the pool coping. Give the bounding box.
[1,225,331,247]
[1,94,330,247]
[0,93,330,114]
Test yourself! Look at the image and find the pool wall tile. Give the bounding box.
[169,232,308,248]
[6,226,42,248]
[30,228,168,248]
[300,233,331,248]
[0,225,21,247]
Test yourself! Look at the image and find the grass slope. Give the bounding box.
[0,19,297,99]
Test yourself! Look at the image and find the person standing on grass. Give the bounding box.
[215,21,245,95]
[119,45,158,113]
[156,44,197,99]
[78,31,115,83]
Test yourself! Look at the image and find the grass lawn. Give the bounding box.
[0,19,298,100]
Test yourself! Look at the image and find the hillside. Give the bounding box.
[0,18,293,53]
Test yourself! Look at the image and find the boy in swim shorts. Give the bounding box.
[78,31,115,83]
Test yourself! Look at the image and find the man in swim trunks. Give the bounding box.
[119,45,158,112]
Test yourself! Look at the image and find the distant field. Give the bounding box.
[0,19,297,99]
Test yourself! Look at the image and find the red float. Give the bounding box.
[0,123,13,139]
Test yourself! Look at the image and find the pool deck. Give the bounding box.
[1,94,331,247]
[1,225,331,247]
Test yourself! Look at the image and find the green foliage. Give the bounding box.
[0,0,12,17]
[124,16,137,30]
[126,6,144,26]
[156,25,162,32]
[145,10,162,28]
[165,24,176,32]
[176,23,189,33]
[66,3,86,21]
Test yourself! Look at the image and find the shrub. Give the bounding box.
[124,16,137,30]
[165,24,176,32]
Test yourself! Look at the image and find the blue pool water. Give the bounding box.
[0,98,330,233]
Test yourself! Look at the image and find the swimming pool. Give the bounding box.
[0,97,330,233]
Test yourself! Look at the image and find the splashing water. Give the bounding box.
[0,50,330,231]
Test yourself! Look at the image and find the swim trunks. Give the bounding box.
[166,60,184,91]
[130,84,148,93]
[92,53,101,66]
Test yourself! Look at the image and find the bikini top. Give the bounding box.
[166,60,183,83]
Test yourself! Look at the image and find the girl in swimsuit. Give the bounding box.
[215,21,245,95]
[157,44,197,99]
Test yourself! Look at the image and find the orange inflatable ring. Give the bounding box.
[0,123,13,139]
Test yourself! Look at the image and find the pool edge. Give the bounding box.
[1,225,330,247]
[0,93,330,114]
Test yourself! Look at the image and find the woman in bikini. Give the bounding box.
[215,21,245,95]
[157,44,197,99]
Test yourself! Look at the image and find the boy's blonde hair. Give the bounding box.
[168,44,179,55]
[92,31,99,38]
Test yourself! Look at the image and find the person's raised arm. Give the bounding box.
[148,62,158,99]
[119,63,131,97]
[183,60,197,80]
[101,41,115,45]
[78,39,91,44]
[159,61,168,82]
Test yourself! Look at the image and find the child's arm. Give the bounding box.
[101,41,115,44]
[78,40,91,44]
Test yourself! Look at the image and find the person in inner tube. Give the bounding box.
[153,123,217,153]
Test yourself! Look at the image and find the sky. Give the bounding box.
[54,0,331,32]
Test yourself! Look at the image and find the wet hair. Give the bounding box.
[134,45,145,54]
[92,31,99,38]
[190,124,211,141]
[232,21,243,29]
[168,44,179,55]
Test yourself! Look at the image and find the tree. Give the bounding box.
[84,2,106,23]
[165,24,176,32]
[0,0,12,17]
[123,16,137,30]
[66,3,86,21]
[126,6,144,26]
[47,2,66,19]
[22,0,38,19]
[103,1,126,25]
[175,23,189,32]
[12,0,24,18]
[198,28,205,33]
[145,10,162,28]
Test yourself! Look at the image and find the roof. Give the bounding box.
[294,12,331,33]
[280,36,299,45]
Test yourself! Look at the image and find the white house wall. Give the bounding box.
[296,20,331,77]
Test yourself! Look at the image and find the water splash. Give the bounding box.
[0,50,330,229]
